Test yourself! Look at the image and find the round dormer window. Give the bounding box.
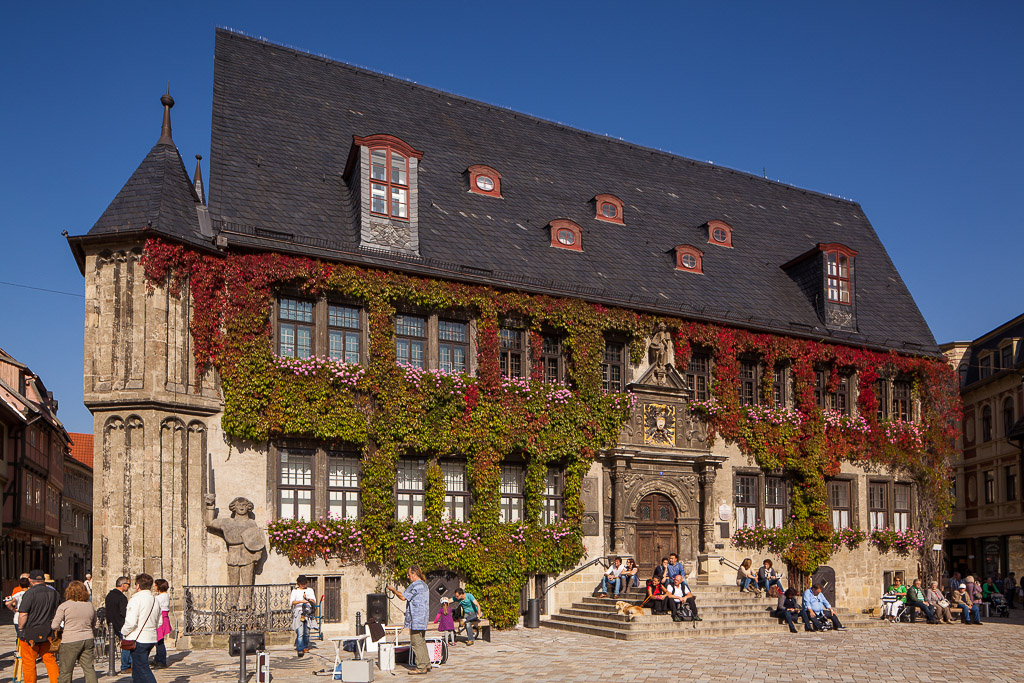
[557,229,576,246]
[476,175,495,192]
[601,203,618,219]
[713,227,728,243]
[679,254,697,269]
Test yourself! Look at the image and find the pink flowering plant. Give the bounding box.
[266,515,364,565]
[869,527,925,556]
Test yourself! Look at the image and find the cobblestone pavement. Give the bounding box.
[4,616,1024,682]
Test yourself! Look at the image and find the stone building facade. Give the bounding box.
[69,29,945,635]
[942,314,1024,580]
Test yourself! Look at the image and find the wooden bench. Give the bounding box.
[426,618,491,642]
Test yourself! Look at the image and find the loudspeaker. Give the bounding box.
[228,632,265,656]
[367,593,388,625]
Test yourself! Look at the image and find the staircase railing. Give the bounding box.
[717,556,741,572]
[540,556,615,599]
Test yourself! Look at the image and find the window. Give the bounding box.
[982,405,993,442]
[499,328,525,378]
[674,245,703,273]
[874,379,889,420]
[739,360,759,406]
[396,459,425,521]
[395,314,426,368]
[327,452,360,520]
[980,354,992,379]
[278,298,314,358]
[500,464,525,523]
[1001,345,1013,370]
[772,364,787,407]
[891,380,911,421]
[467,164,502,198]
[814,370,827,409]
[893,483,910,532]
[370,147,409,219]
[868,482,887,530]
[278,449,314,520]
[825,250,851,304]
[830,374,850,414]
[438,320,469,374]
[685,353,710,402]
[538,335,565,384]
[764,477,784,528]
[602,340,625,392]
[543,468,563,524]
[828,480,851,529]
[441,461,470,521]
[594,194,624,225]
[983,470,995,505]
[705,220,733,248]
[328,304,361,364]
[734,475,758,528]
[549,219,583,252]
[1006,466,1017,502]
[1004,398,1015,437]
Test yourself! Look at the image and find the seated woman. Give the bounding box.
[882,575,907,622]
[926,580,954,624]
[757,559,783,594]
[621,559,640,589]
[737,558,758,593]
[770,588,809,633]
[652,557,670,585]
[645,572,668,615]
[982,577,1002,602]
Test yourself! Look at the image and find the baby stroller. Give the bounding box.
[990,593,1010,618]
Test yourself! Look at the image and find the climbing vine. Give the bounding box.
[142,239,959,621]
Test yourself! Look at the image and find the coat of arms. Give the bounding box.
[643,403,675,445]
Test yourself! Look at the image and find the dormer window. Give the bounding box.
[550,219,583,252]
[346,134,424,255]
[594,194,624,225]
[370,147,408,219]
[706,220,733,248]
[823,245,856,304]
[468,164,502,198]
[674,245,703,273]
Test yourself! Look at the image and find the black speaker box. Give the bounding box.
[228,631,265,656]
[367,592,389,624]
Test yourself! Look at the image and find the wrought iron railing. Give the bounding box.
[183,584,293,635]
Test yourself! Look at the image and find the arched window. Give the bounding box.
[351,134,424,222]
[1004,397,1015,437]
[549,219,583,252]
[467,164,502,198]
[594,194,624,225]
[706,220,733,248]
[820,243,857,305]
[982,405,993,442]
[673,245,703,274]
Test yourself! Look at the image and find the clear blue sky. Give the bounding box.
[2,1,1022,433]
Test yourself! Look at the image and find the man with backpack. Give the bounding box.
[17,569,61,683]
[666,574,701,622]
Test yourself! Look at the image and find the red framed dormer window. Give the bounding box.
[549,219,583,252]
[674,245,703,273]
[706,220,733,248]
[820,243,857,305]
[468,165,502,198]
[352,134,424,222]
[594,194,624,224]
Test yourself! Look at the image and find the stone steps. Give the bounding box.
[542,583,883,641]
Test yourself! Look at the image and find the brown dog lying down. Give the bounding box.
[615,601,644,620]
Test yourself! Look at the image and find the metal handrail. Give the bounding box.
[540,555,618,598]
[717,556,741,572]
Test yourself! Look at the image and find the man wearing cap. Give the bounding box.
[17,569,61,683]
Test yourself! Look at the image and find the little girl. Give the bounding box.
[433,597,456,643]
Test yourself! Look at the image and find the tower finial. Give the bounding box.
[158,86,175,145]
[193,154,206,205]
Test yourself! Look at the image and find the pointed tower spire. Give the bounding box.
[193,154,206,205]
[158,86,175,145]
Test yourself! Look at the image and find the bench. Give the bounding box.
[426,618,491,642]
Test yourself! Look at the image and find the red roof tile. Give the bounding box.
[68,432,94,469]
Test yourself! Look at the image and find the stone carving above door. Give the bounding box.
[643,403,675,445]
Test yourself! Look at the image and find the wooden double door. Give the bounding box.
[636,493,677,574]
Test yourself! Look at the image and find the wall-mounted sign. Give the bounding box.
[718,503,732,522]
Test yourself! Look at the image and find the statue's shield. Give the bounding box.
[243,526,265,553]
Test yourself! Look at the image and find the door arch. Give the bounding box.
[636,493,677,573]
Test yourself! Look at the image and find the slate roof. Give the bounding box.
[955,312,1024,387]
[87,140,203,243]
[85,28,938,354]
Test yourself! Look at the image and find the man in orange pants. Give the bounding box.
[16,570,61,683]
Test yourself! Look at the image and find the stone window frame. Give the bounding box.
[733,467,791,530]
[601,336,627,393]
[827,477,855,529]
[275,293,370,365]
[270,442,364,522]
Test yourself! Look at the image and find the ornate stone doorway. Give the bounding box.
[636,493,676,572]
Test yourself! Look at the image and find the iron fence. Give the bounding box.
[183,584,293,635]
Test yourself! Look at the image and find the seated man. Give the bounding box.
[666,574,701,622]
[453,588,483,645]
[951,583,981,625]
[599,557,624,598]
[905,578,939,624]
[771,588,812,633]
[801,584,846,631]
[662,553,686,587]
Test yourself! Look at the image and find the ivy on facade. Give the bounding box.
[142,239,959,625]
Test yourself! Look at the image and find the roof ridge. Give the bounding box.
[215,27,861,207]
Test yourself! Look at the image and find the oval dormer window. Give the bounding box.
[557,229,576,246]
[679,253,697,269]
[476,175,495,192]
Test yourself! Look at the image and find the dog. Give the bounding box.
[615,600,644,620]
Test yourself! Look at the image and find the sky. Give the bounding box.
[1,1,1022,434]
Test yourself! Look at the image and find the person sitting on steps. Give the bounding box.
[666,574,701,622]
[662,553,686,587]
[758,559,784,595]
[771,587,812,633]
[645,570,668,615]
[737,558,759,594]
[801,584,846,631]
[599,556,624,598]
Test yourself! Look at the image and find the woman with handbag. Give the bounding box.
[926,580,954,624]
[51,580,99,683]
[121,573,161,683]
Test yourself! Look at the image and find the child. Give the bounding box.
[433,597,456,643]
